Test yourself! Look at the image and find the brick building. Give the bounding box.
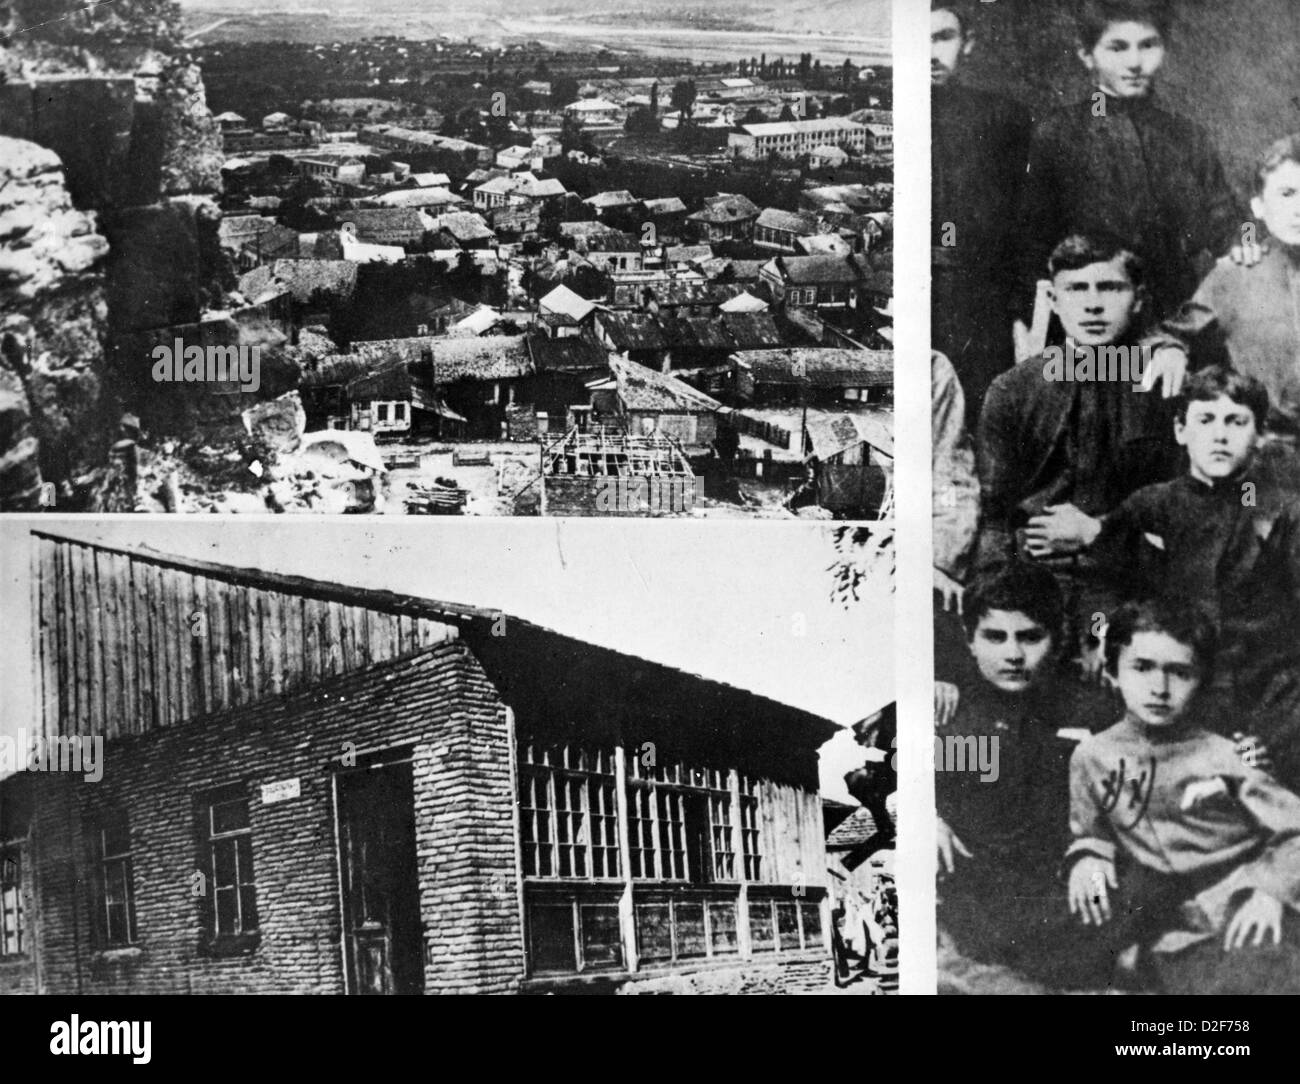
[1,533,839,994]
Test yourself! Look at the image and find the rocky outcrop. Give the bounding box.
[0,1,232,508]
[0,137,110,507]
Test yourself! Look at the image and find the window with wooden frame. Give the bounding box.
[747,891,826,954]
[626,759,734,885]
[0,843,22,958]
[519,742,620,881]
[196,788,259,948]
[634,890,740,966]
[525,886,624,975]
[90,810,137,949]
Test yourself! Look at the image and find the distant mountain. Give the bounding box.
[180,0,890,39]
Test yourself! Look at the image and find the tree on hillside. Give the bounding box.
[670,78,696,125]
[559,115,585,154]
[551,75,579,108]
[624,107,660,136]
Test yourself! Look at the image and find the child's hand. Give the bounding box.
[1224,890,1283,951]
[1232,732,1272,772]
[1138,345,1189,398]
[936,816,972,876]
[1228,235,1268,268]
[1068,855,1116,926]
[934,681,959,730]
[934,567,964,614]
[1024,503,1102,556]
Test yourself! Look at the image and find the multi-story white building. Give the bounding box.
[728,118,869,161]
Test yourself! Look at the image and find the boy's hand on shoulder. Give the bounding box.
[1138,345,1189,398]
[1232,731,1272,772]
[1228,235,1268,269]
[936,816,972,876]
[1224,889,1283,951]
[1024,503,1102,557]
[935,681,960,729]
[934,568,964,614]
[1068,855,1116,926]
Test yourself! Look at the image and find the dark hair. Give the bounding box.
[1076,0,1172,52]
[962,562,1064,643]
[1254,133,1300,196]
[1103,598,1218,681]
[1175,365,1269,428]
[932,0,976,35]
[1047,233,1145,288]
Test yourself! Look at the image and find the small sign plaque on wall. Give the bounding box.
[261,778,301,805]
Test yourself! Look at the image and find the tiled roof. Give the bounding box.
[351,336,533,382]
[738,348,893,388]
[238,259,359,304]
[756,207,818,234]
[596,311,667,353]
[585,230,640,252]
[658,315,734,352]
[608,356,722,413]
[772,254,871,285]
[526,335,608,373]
[719,311,784,349]
[584,189,637,209]
[436,212,496,243]
[687,193,760,224]
[642,197,687,215]
[827,806,880,848]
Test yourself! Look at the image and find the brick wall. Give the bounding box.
[26,640,523,995]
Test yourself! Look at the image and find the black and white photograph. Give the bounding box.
[930,0,1300,997]
[0,518,895,995]
[0,0,892,519]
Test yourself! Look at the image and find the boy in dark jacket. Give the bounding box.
[1016,0,1243,340]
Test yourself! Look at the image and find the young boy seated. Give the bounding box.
[1067,599,1300,994]
[1143,134,1300,451]
[936,562,1124,988]
[1083,367,1300,789]
[977,234,1181,656]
